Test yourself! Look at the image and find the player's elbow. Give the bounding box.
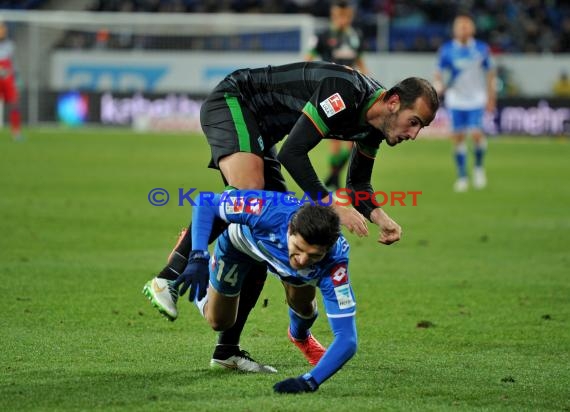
[339,335,358,361]
[347,336,358,359]
[277,144,305,170]
[276,149,293,169]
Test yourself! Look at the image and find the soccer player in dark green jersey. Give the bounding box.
[144,61,439,373]
[306,0,369,190]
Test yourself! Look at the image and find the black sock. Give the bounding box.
[212,344,240,358]
[157,219,228,280]
[324,169,341,190]
[216,264,267,347]
[337,151,350,170]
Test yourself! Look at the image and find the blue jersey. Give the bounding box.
[192,189,357,385]
[437,38,494,110]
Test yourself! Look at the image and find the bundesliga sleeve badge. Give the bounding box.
[320,93,346,118]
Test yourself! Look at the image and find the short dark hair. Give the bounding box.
[289,204,341,250]
[332,0,353,9]
[385,77,440,114]
[454,11,474,21]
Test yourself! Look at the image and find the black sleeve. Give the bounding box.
[277,114,329,201]
[345,140,380,221]
[279,75,359,201]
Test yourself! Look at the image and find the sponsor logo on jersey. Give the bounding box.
[245,198,264,215]
[330,264,348,286]
[224,197,244,214]
[334,284,355,309]
[320,93,346,118]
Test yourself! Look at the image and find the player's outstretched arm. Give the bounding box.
[345,141,385,239]
[275,312,357,393]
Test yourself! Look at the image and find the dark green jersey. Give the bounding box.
[226,61,385,150]
[310,26,364,68]
[216,61,388,219]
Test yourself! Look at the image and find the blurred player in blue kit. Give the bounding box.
[434,13,496,192]
[306,0,368,190]
[176,188,357,393]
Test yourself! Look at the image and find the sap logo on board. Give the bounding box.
[66,65,168,91]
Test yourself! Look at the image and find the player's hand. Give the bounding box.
[331,203,368,237]
[370,208,402,245]
[273,376,318,394]
[173,250,210,301]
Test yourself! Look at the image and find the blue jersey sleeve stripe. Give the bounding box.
[326,312,356,318]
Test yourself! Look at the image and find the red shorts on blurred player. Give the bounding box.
[0,74,18,104]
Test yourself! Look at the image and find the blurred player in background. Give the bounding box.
[0,21,23,142]
[179,188,357,394]
[552,70,570,97]
[434,13,496,192]
[306,0,368,190]
[144,61,438,373]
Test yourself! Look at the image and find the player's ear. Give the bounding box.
[388,94,400,113]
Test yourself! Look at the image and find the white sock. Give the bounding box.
[194,286,209,317]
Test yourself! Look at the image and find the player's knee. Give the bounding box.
[219,152,265,189]
[452,134,466,144]
[207,314,236,332]
[288,298,316,319]
[297,303,316,319]
[227,175,265,190]
[472,132,485,143]
[225,174,265,190]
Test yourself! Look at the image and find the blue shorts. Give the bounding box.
[449,108,484,132]
[210,231,313,296]
[210,232,266,297]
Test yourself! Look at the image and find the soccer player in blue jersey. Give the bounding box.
[434,13,496,192]
[175,189,357,393]
[144,62,438,373]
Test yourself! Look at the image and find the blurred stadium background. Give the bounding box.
[0,0,569,133]
[1,1,569,411]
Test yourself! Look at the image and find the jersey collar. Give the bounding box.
[360,89,385,125]
[453,38,475,48]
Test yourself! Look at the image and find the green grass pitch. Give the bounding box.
[1,128,569,411]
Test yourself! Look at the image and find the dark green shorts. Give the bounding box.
[200,79,287,192]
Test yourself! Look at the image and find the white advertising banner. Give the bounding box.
[50,51,301,94]
[51,51,570,96]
